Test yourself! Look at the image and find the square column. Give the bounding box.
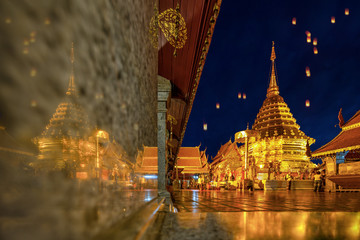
[157,76,171,195]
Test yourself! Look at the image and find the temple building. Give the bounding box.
[232,43,315,181]
[210,140,242,183]
[134,146,209,188]
[245,42,315,174]
[312,109,360,190]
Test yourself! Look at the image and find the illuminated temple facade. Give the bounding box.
[247,43,315,173]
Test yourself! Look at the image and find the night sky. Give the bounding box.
[182,0,360,161]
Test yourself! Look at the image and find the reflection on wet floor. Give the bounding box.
[164,190,360,239]
[172,190,360,212]
[161,212,360,240]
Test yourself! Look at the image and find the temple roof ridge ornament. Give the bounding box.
[266,41,280,98]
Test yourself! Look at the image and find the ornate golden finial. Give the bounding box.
[270,41,276,61]
[267,41,279,98]
[66,42,76,96]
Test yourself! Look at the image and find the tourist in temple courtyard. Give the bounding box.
[320,170,326,192]
[314,171,322,192]
[285,172,293,190]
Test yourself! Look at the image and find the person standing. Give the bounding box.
[314,171,322,192]
[285,172,292,190]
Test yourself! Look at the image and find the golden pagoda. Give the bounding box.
[245,42,315,173]
[34,44,92,176]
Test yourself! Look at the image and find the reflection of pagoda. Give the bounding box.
[34,44,92,175]
[248,42,315,172]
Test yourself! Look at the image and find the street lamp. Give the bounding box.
[95,129,109,180]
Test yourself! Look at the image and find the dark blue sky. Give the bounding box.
[182,0,360,159]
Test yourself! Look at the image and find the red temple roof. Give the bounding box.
[312,110,360,157]
[343,110,360,128]
[178,147,201,158]
[134,146,208,174]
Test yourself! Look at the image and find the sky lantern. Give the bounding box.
[243,93,247,99]
[331,16,335,24]
[292,17,296,25]
[307,36,311,43]
[203,123,208,131]
[305,100,310,107]
[313,38,317,46]
[238,92,242,99]
[305,31,311,37]
[30,68,37,77]
[345,8,349,16]
[30,100,37,107]
[305,67,311,77]
[313,47,318,55]
[216,103,220,109]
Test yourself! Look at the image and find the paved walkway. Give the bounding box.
[172,190,360,212]
[157,190,360,239]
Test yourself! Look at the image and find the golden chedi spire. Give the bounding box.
[66,42,76,96]
[249,42,315,172]
[252,42,314,142]
[267,41,280,98]
[41,43,90,138]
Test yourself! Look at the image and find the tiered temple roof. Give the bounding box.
[312,110,360,157]
[211,140,241,167]
[134,146,209,174]
[252,42,313,142]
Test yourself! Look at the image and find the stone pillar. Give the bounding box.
[157,76,171,196]
[325,156,337,192]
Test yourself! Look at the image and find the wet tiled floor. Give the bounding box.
[172,190,360,212]
[160,211,360,240]
[159,190,360,239]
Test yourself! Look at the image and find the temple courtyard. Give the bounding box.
[111,189,360,239]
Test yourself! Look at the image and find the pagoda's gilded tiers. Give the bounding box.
[34,45,92,175]
[250,42,315,172]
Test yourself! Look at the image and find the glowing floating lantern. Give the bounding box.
[238,92,242,99]
[30,68,37,77]
[331,16,335,24]
[305,100,310,107]
[305,67,311,77]
[216,103,220,109]
[243,93,247,99]
[313,38,317,46]
[313,47,318,54]
[5,18,11,24]
[44,18,51,25]
[23,48,29,55]
[30,100,37,107]
[345,8,349,16]
[305,31,311,37]
[203,123,208,131]
[292,17,296,25]
[30,31,36,43]
[307,36,311,43]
